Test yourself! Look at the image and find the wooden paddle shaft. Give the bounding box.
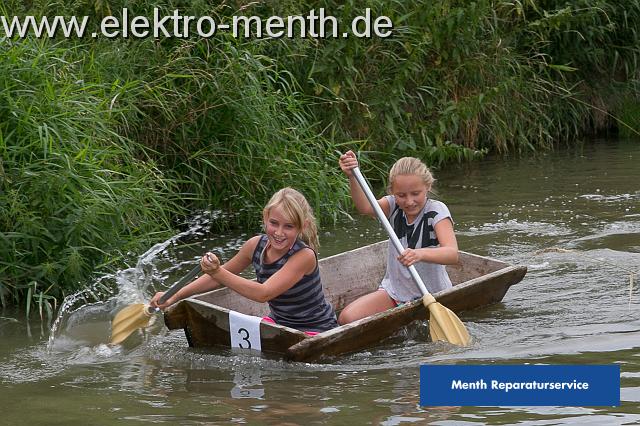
[158,264,202,304]
[351,167,431,297]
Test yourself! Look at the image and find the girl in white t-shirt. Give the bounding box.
[337,151,459,324]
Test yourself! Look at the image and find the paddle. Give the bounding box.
[110,264,202,345]
[351,166,470,346]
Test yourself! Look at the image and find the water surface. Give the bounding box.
[1,138,639,424]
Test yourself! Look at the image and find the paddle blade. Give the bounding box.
[426,301,471,346]
[110,304,154,345]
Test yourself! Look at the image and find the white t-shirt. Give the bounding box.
[380,195,454,302]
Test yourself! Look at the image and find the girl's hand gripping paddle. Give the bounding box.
[110,264,201,345]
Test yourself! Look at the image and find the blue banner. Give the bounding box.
[420,365,620,406]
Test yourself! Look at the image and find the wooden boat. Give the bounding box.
[164,240,527,362]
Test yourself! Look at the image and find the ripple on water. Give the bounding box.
[461,219,574,238]
[579,191,640,203]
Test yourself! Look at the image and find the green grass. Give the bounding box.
[1,0,639,315]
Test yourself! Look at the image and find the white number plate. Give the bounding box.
[229,310,262,351]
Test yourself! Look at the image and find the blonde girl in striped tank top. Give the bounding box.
[150,188,337,333]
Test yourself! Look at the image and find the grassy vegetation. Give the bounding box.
[1,0,639,315]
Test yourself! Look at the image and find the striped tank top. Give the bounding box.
[252,235,338,332]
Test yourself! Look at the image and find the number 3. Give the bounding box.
[238,327,251,349]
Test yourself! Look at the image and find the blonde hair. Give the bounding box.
[387,157,434,194]
[263,187,320,251]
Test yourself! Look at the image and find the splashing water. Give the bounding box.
[46,211,220,353]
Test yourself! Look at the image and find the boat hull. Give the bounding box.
[164,241,527,362]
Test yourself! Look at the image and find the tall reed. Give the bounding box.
[1,0,639,313]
